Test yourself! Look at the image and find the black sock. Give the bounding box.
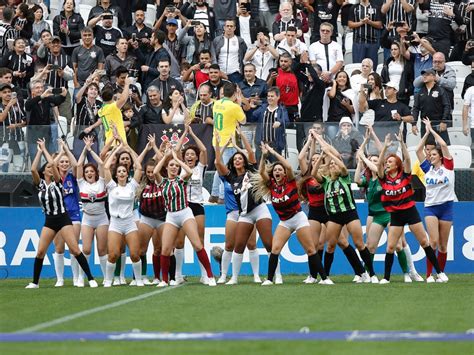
[317,249,324,261]
[308,253,327,280]
[267,253,279,282]
[424,246,441,273]
[169,255,176,281]
[76,253,94,281]
[384,252,394,280]
[343,245,365,276]
[33,257,44,284]
[324,252,334,276]
[141,254,147,275]
[360,247,375,276]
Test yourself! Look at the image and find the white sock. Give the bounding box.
[132,261,142,282]
[199,259,207,278]
[269,252,282,278]
[404,246,417,274]
[120,253,126,278]
[53,253,64,281]
[221,250,232,276]
[99,255,108,278]
[248,249,260,277]
[231,252,243,280]
[105,261,115,283]
[174,248,184,279]
[70,255,79,283]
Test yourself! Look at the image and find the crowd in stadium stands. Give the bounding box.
[0,0,465,288]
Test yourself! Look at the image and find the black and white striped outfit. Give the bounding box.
[0,101,25,143]
[262,107,277,143]
[351,4,381,43]
[384,0,416,36]
[1,52,34,96]
[37,179,73,232]
[74,98,101,136]
[0,23,16,57]
[46,52,71,89]
[194,101,213,122]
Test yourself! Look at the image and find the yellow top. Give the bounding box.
[212,97,245,147]
[411,159,426,185]
[98,102,127,144]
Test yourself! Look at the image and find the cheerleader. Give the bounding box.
[416,118,455,283]
[26,139,97,288]
[103,142,144,287]
[153,148,216,287]
[76,137,109,280]
[377,131,448,284]
[255,143,333,286]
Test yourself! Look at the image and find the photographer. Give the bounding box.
[404,33,436,84]
[112,66,142,110]
[155,3,187,33]
[89,13,123,58]
[380,20,411,54]
[125,10,153,60]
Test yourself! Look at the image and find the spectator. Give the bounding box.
[310,0,342,43]
[87,0,124,30]
[404,33,435,84]
[253,0,279,33]
[124,10,153,61]
[276,0,310,43]
[149,59,184,101]
[53,0,85,56]
[11,3,33,40]
[163,19,182,74]
[272,2,302,46]
[462,84,474,137]
[181,0,217,39]
[461,63,474,98]
[243,31,279,81]
[121,102,138,148]
[161,88,189,124]
[416,6,429,38]
[381,0,415,45]
[31,5,49,51]
[235,0,260,47]
[238,63,268,121]
[350,58,373,92]
[0,6,15,57]
[326,70,355,127]
[154,3,188,33]
[214,0,237,35]
[112,66,142,110]
[199,63,231,99]
[179,21,216,65]
[104,37,138,85]
[181,49,214,92]
[381,41,413,105]
[189,83,214,124]
[134,86,164,130]
[332,116,364,169]
[276,25,307,58]
[380,20,411,57]
[0,67,22,102]
[89,12,123,58]
[140,30,170,90]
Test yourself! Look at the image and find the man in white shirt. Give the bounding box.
[462,85,474,137]
[277,26,307,58]
[308,22,344,84]
[244,32,279,80]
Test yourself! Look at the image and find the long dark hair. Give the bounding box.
[83,163,99,182]
[162,89,182,112]
[226,151,251,176]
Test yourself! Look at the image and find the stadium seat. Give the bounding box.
[49,0,61,20]
[377,48,384,67]
[405,130,421,147]
[447,61,471,79]
[376,63,383,75]
[201,187,210,203]
[45,20,53,33]
[285,129,296,151]
[344,63,361,77]
[453,94,464,112]
[145,4,157,28]
[286,147,299,171]
[344,32,353,52]
[453,78,465,96]
[448,127,472,146]
[452,110,462,127]
[81,0,97,6]
[448,145,472,168]
[344,51,353,65]
[78,4,92,24]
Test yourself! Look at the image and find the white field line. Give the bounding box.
[15,285,183,333]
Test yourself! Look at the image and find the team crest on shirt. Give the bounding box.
[432,91,439,98]
[90,51,96,58]
[105,32,112,40]
[89,192,97,202]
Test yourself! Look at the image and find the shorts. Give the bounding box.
[390,206,422,227]
[308,205,329,224]
[133,209,140,223]
[279,211,310,233]
[140,215,165,229]
[238,203,272,224]
[82,212,109,229]
[44,213,72,233]
[372,212,390,228]
[424,201,454,222]
[328,209,359,226]
[189,202,205,217]
[68,210,81,223]
[166,207,194,228]
[227,210,239,223]
[109,216,138,235]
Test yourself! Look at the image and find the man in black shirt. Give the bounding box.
[134,86,163,129]
[310,0,343,43]
[140,30,171,90]
[90,13,123,58]
[149,59,184,101]
[200,64,231,99]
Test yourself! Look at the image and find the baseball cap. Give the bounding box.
[167,18,178,26]
[383,81,399,91]
[0,83,13,91]
[51,36,61,43]
[339,116,353,126]
[421,68,436,75]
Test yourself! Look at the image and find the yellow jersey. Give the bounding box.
[411,159,426,185]
[98,102,127,144]
[212,97,245,147]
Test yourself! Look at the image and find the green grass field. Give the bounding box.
[1,275,473,354]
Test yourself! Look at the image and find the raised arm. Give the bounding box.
[415,127,430,163]
[188,125,208,165]
[103,143,122,184]
[396,130,411,174]
[298,132,313,175]
[39,139,61,183]
[377,134,391,178]
[310,152,326,183]
[237,126,255,164]
[154,149,171,185]
[30,143,43,186]
[324,147,348,177]
[367,125,383,153]
[174,125,189,157]
[259,143,270,183]
[60,139,78,176]
[423,117,451,159]
[122,143,143,183]
[214,132,230,176]
[354,151,365,186]
[137,134,156,165]
[266,143,295,181]
[171,149,192,180]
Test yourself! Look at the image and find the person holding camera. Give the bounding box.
[243,31,279,81]
[89,13,123,58]
[155,3,187,33]
[179,21,216,65]
[87,0,125,29]
[404,33,436,86]
[380,20,411,59]
[112,66,142,110]
[181,0,217,39]
[182,49,215,90]
[381,41,413,105]
[125,10,153,60]
[276,26,307,59]
[381,0,416,53]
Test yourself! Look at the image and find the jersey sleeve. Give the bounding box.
[129,178,140,190]
[106,179,117,191]
[233,103,246,123]
[443,157,454,170]
[420,159,431,174]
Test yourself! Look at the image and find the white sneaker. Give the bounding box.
[217,275,227,284]
[208,278,217,287]
[370,275,379,284]
[361,272,371,283]
[73,278,78,287]
[319,278,334,285]
[379,279,390,284]
[25,282,39,289]
[174,277,186,285]
[303,275,317,284]
[157,281,168,288]
[261,280,273,286]
[113,277,121,286]
[120,277,127,285]
[142,277,152,285]
[426,275,436,283]
[200,276,209,285]
[274,275,283,285]
[89,280,98,288]
[54,279,64,287]
[403,273,413,283]
[152,278,160,285]
[169,280,177,286]
[352,275,361,283]
[226,277,238,285]
[437,272,449,283]
[129,280,137,286]
[76,278,85,288]
[103,281,112,288]
[135,280,145,287]
[253,275,262,283]
[410,272,424,282]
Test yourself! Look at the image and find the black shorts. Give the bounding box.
[308,205,329,224]
[328,209,359,226]
[189,202,205,217]
[390,206,422,227]
[44,213,73,233]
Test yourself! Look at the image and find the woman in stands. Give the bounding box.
[77,136,109,280]
[312,135,378,283]
[416,118,455,283]
[254,143,332,286]
[26,138,96,289]
[215,128,280,285]
[153,148,215,287]
[381,41,413,105]
[103,141,144,287]
[377,131,448,284]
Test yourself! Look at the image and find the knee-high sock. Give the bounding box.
[396,249,409,273]
[132,260,142,282]
[160,255,170,283]
[140,254,147,276]
[248,249,260,277]
[267,253,279,282]
[105,261,115,283]
[403,245,418,274]
[231,252,244,279]
[169,255,176,281]
[78,253,90,282]
[70,254,79,282]
[114,255,121,277]
[384,252,395,281]
[75,253,94,281]
[99,255,108,278]
[317,249,324,262]
[174,248,184,279]
[197,249,213,278]
[359,247,374,276]
[426,256,434,277]
[152,254,161,280]
[437,251,447,272]
[221,250,232,276]
[120,253,126,278]
[342,245,365,276]
[33,257,44,285]
[53,253,64,281]
[324,252,334,276]
[308,253,327,280]
[424,246,441,274]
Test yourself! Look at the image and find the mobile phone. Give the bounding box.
[199,63,205,69]
[52,88,62,95]
[50,64,61,70]
[166,5,176,12]
[11,92,17,99]
[242,2,250,11]
[190,20,201,26]
[393,21,405,28]
[132,33,137,41]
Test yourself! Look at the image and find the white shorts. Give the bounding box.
[82,212,109,229]
[278,211,310,233]
[140,215,165,229]
[133,209,140,222]
[238,203,272,224]
[227,210,239,223]
[165,207,194,228]
[109,216,138,235]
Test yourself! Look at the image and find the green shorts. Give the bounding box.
[372,212,390,228]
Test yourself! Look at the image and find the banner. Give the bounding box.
[0,203,473,279]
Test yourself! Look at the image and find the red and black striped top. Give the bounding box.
[160,177,189,212]
[379,171,415,212]
[139,181,166,220]
[305,177,325,207]
[269,178,301,221]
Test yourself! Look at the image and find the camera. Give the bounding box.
[242,2,251,11]
[467,40,474,48]
[52,88,62,95]
[50,64,61,70]
[393,21,405,28]
[128,69,139,78]
[199,63,206,69]
[190,20,201,26]
[363,83,372,94]
[166,5,176,12]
